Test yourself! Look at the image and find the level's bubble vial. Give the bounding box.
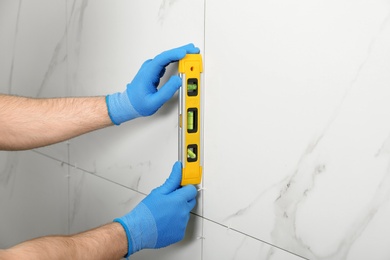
[187,144,198,162]
[187,111,194,131]
[187,148,196,159]
[187,108,198,133]
[188,84,197,91]
[187,78,198,96]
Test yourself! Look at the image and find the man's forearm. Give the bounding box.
[0,94,113,151]
[0,223,127,260]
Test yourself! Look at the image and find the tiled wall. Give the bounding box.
[1,0,390,259]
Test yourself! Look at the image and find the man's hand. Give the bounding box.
[114,161,197,257]
[106,44,200,125]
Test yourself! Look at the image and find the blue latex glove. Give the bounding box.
[114,162,197,257]
[106,44,200,125]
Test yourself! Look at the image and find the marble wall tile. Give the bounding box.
[0,0,67,97]
[0,0,70,250]
[69,167,138,233]
[0,0,69,161]
[3,0,390,259]
[204,0,390,259]
[0,151,68,248]
[203,220,305,260]
[66,0,205,198]
[69,166,202,260]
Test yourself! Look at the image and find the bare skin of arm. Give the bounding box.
[0,94,113,151]
[0,223,127,260]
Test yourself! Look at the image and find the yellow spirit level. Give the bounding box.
[178,54,203,185]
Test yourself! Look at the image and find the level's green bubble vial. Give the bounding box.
[187,144,198,162]
[187,84,197,91]
[187,148,196,159]
[187,108,198,133]
[187,78,198,96]
[187,111,194,131]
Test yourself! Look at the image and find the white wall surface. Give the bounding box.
[1,0,390,259]
[205,1,390,259]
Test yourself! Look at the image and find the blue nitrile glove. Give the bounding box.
[114,161,197,257]
[106,44,200,125]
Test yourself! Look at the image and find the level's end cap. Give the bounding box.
[178,54,203,73]
[180,166,203,185]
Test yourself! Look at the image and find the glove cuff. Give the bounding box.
[113,218,132,258]
[106,91,141,125]
[114,202,158,255]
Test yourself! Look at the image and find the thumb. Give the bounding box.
[173,185,198,205]
[158,161,182,194]
[149,75,181,109]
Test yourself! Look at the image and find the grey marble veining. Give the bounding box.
[6,0,22,94]
[0,151,68,248]
[36,33,67,97]
[158,0,179,24]
[0,152,19,193]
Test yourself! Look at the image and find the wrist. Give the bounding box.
[113,202,158,256]
[106,91,141,125]
[113,218,132,258]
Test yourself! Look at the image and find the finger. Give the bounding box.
[151,67,166,87]
[187,197,197,211]
[139,59,153,69]
[149,76,181,108]
[173,184,198,202]
[158,161,183,194]
[158,67,166,80]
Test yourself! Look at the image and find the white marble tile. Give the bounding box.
[69,166,142,233]
[0,1,69,242]
[203,220,305,260]
[5,0,390,259]
[204,0,390,259]
[69,166,202,260]
[66,0,205,196]
[0,0,69,161]
[66,0,204,97]
[0,151,68,248]
[0,0,67,97]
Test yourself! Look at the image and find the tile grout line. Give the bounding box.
[191,212,309,260]
[67,143,71,235]
[32,150,148,196]
[65,0,70,236]
[201,0,206,258]
[32,149,307,259]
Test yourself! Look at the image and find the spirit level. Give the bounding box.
[178,54,203,185]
